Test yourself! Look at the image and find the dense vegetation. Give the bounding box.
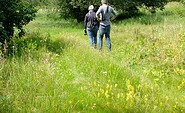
[0,0,37,43]
[0,1,185,113]
[58,0,169,21]
[23,0,58,7]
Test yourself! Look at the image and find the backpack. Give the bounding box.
[87,12,98,28]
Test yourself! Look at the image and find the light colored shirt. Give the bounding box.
[96,4,118,26]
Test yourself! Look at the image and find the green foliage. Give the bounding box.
[0,23,8,43]
[4,32,71,57]
[181,0,185,4]
[58,0,169,21]
[0,0,37,43]
[58,0,98,22]
[142,0,168,13]
[170,0,185,4]
[22,0,58,7]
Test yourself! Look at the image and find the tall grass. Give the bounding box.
[0,2,185,113]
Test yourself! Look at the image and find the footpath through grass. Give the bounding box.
[0,2,185,113]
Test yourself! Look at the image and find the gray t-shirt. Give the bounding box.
[96,4,118,26]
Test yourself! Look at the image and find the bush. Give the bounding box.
[58,0,169,21]
[0,0,37,43]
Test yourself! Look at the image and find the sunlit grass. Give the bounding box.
[0,2,185,113]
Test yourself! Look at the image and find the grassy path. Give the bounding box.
[26,7,185,112]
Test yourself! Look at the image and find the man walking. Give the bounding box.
[96,0,118,51]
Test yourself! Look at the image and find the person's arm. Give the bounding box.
[96,7,101,21]
[84,14,88,35]
[84,14,88,29]
[110,8,118,21]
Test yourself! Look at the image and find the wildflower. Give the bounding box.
[69,100,72,104]
[165,96,169,102]
[81,86,83,90]
[173,102,178,109]
[126,80,130,86]
[106,102,110,106]
[91,103,96,110]
[137,84,141,90]
[100,88,104,94]
[126,79,135,101]
[117,93,120,99]
[128,85,134,91]
[106,84,109,89]
[103,71,107,74]
[178,78,185,90]
[115,83,118,88]
[178,85,181,90]
[160,102,163,106]
[105,90,109,98]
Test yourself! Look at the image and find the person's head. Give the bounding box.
[88,5,94,11]
[101,0,108,4]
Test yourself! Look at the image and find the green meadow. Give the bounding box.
[0,2,185,113]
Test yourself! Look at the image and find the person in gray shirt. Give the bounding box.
[96,0,117,51]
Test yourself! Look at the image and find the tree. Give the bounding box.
[0,0,37,43]
[22,0,58,7]
[58,0,99,22]
[58,0,169,21]
[141,0,168,13]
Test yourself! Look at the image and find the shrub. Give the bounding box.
[0,0,37,43]
[58,0,169,21]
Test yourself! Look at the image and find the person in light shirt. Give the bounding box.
[96,0,118,51]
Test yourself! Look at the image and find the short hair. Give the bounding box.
[101,0,108,3]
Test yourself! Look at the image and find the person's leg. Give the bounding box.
[105,25,111,51]
[98,25,105,51]
[93,26,98,48]
[87,28,93,48]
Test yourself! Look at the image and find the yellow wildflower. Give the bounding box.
[154,105,157,110]
[106,84,109,89]
[117,93,120,99]
[106,102,110,106]
[115,83,118,88]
